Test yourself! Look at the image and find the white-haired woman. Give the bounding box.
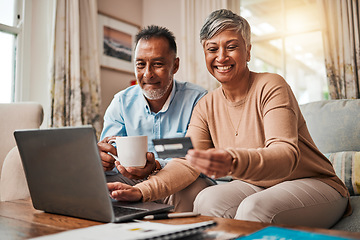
[107,9,350,228]
[185,9,350,228]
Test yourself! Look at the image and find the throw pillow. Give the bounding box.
[325,151,360,196]
[0,146,30,201]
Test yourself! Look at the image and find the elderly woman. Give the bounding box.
[185,9,350,228]
[107,9,350,228]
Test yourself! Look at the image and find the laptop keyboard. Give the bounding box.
[113,206,148,217]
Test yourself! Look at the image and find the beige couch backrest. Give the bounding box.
[0,103,43,177]
[300,99,360,154]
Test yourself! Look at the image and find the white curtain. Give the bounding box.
[318,0,360,99]
[50,0,102,138]
[180,0,240,91]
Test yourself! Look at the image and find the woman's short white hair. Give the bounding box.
[200,9,251,48]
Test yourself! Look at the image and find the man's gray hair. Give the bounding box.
[200,9,251,48]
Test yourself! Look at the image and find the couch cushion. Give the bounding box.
[300,100,360,154]
[331,196,360,231]
[325,151,360,196]
[0,102,43,176]
[0,146,30,201]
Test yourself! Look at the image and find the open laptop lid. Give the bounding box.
[14,126,173,223]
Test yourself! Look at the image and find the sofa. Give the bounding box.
[0,100,358,232]
[300,99,360,232]
[0,102,43,201]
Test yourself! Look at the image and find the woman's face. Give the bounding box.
[202,30,251,84]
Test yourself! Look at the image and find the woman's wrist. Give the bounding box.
[225,149,236,175]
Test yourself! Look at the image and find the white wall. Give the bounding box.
[97,0,142,122]
[142,0,184,81]
[97,0,185,122]
[25,0,182,128]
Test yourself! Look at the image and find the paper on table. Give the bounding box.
[30,220,217,240]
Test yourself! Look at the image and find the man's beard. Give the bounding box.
[142,78,173,100]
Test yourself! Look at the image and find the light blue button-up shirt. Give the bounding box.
[100,80,207,168]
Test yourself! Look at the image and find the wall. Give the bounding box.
[26,0,182,129]
[97,0,142,122]
[97,0,184,125]
[142,0,184,81]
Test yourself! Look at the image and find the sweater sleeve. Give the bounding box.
[134,158,200,202]
[186,98,214,150]
[226,75,301,185]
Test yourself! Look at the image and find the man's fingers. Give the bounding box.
[100,151,116,171]
[98,136,117,154]
[100,151,115,163]
[116,163,133,178]
[116,162,142,180]
[113,153,155,180]
[146,152,155,163]
[98,142,117,156]
[125,167,143,176]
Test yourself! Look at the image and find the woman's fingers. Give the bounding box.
[107,182,142,201]
[186,149,233,178]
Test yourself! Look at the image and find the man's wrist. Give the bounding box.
[154,160,161,170]
[150,160,161,176]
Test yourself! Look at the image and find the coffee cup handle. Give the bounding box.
[108,152,119,161]
[107,139,119,161]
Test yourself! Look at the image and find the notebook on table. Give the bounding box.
[14,126,173,223]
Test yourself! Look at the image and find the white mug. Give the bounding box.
[108,136,148,168]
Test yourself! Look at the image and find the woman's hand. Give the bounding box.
[107,182,142,202]
[186,148,233,179]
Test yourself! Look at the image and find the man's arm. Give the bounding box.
[100,95,127,141]
[99,94,127,172]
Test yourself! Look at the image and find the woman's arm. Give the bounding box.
[186,74,302,185]
[226,74,301,183]
[135,158,201,202]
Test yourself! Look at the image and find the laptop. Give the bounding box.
[14,126,173,223]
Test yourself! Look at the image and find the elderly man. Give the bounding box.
[98,25,213,211]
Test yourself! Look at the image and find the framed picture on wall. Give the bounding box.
[98,13,139,73]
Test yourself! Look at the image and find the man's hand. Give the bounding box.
[98,136,118,171]
[115,152,157,180]
[186,148,233,179]
[107,182,142,202]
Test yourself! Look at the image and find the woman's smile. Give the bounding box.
[215,65,234,72]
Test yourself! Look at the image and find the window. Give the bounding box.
[0,0,22,103]
[241,0,328,104]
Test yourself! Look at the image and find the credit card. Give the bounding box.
[152,137,193,158]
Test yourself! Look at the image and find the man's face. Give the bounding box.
[134,37,179,100]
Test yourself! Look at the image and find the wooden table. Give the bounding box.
[0,198,359,239]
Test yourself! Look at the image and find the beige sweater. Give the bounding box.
[136,72,349,207]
